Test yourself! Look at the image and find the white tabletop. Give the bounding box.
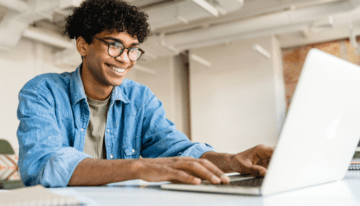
[53,171,360,206]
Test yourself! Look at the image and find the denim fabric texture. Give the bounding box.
[17,64,215,187]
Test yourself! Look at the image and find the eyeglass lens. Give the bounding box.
[109,42,142,61]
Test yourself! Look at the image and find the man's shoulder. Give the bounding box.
[119,79,154,101]
[21,71,74,91]
[121,79,150,93]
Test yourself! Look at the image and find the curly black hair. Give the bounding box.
[64,0,150,44]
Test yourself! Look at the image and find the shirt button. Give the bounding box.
[107,129,110,133]
[81,128,84,132]
[132,149,135,153]
[110,154,114,159]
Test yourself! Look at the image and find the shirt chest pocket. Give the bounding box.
[123,104,143,138]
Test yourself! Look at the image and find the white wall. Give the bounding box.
[0,38,73,155]
[189,36,286,153]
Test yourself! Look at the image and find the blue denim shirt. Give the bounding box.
[17,65,215,187]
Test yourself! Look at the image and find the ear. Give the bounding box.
[76,36,89,57]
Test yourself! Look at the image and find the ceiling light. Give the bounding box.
[253,44,271,59]
[191,0,219,17]
[190,54,212,67]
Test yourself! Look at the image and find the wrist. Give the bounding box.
[228,155,236,172]
[201,151,235,173]
[129,158,145,180]
[225,153,236,172]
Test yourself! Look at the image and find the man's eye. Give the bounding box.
[110,42,124,49]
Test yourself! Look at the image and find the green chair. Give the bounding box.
[0,139,24,189]
[0,139,14,155]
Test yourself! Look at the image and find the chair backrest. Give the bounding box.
[0,139,14,155]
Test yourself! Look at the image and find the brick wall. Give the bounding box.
[282,38,360,109]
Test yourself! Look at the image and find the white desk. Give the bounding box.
[55,171,360,206]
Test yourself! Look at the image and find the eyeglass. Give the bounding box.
[91,36,145,62]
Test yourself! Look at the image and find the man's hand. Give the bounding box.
[201,145,274,178]
[69,157,230,186]
[69,145,273,186]
[134,157,230,185]
[229,145,274,177]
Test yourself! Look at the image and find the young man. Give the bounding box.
[17,0,273,187]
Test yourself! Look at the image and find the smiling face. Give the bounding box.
[78,30,139,100]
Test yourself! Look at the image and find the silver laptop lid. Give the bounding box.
[262,48,360,195]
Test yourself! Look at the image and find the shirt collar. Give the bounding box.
[111,85,131,104]
[70,64,130,108]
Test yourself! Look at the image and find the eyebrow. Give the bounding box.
[103,37,140,46]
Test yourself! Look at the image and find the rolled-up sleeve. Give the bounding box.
[17,85,91,187]
[140,88,216,159]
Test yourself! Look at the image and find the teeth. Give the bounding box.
[112,67,126,73]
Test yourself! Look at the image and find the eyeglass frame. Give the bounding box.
[91,35,145,62]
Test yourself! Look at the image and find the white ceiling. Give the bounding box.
[1,0,360,70]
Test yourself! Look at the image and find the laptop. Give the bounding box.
[161,49,360,195]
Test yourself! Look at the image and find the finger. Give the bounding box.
[252,145,273,169]
[254,155,271,169]
[248,165,267,177]
[232,157,265,176]
[259,159,270,169]
[197,159,230,184]
[168,169,201,185]
[144,157,219,184]
[177,161,222,184]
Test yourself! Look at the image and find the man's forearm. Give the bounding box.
[200,151,235,173]
[68,158,141,186]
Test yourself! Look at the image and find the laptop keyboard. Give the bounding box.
[228,177,263,187]
[201,175,264,187]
